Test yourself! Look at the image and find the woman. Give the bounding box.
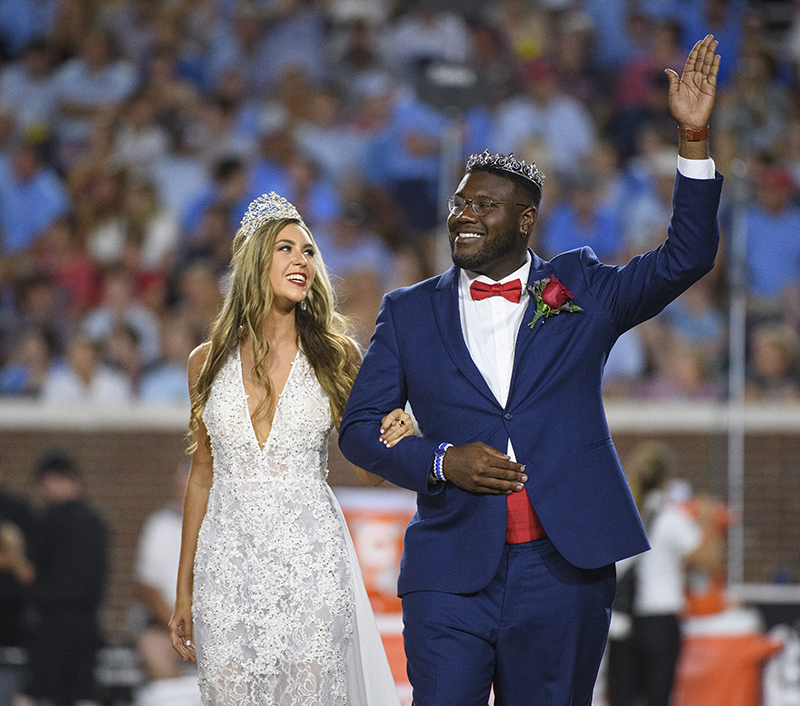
[169,192,408,705]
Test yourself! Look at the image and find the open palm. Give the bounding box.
[666,35,720,129]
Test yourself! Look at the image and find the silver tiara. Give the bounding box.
[465,150,545,192]
[240,192,305,239]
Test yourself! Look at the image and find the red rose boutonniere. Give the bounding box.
[527,276,583,328]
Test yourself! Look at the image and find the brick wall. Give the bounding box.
[1,401,799,643]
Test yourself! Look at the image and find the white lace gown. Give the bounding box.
[194,347,400,706]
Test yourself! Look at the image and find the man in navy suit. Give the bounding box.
[339,36,723,706]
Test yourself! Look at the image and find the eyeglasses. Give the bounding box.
[447,195,529,218]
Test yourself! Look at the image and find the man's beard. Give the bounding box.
[450,226,518,273]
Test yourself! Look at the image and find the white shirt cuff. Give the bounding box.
[677,156,715,180]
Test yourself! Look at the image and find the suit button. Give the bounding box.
[504,412,513,420]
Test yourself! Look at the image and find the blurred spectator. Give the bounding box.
[582,0,645,68]
[149,127,210,229]
[326,15,389,103]
[362,80,448,278]
[660,277,727,367]
[491,57,597,178]
[171,259,223,340]
[639,336,722,401]
[623,146,679,254]
[40,332,132,403]
[715,47,790,158]
[139,313,198,404]
[50,25,137,170]
[744,163,800,315]
[209,0,326,96]
[0,327,56,397]
[322,202,396,347]
[278,153,342,233]
[0,139,70,280]
[0,39,57,137]
[120,175,180,274]
[82,265,161,365]
[549,10,609,113]
[132,460,192,683]
[607,441,722,706]
[0,0,60,60]
[16,448,108,706]
[613,18,684,115]
[102,320,145,395]
[539,171,624,262]
[746,322,800,402]
[181,156,250,244]
[603,328,648,399]
[0,454,34,706]
[678,0,744,88]
[113,91,170,178]
[490,0,549,62]
[379,2,471,82]
[294,83,370,188]
[36,214,101,319]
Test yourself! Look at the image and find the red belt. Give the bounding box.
[506,489,547,543]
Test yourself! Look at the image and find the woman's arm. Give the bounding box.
[168,343,214,663]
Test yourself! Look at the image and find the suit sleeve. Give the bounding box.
[339,293,441,494]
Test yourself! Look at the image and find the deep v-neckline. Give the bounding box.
[237,345,300,451]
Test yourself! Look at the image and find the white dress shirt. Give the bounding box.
[459,254,531,461]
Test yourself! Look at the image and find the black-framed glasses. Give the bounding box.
[447,195,529,218]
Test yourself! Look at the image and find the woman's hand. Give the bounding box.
[169,602,197,663]
[379,408,415,448]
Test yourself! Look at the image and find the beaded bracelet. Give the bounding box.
[433,442,452,482]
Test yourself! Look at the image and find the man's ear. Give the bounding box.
[520,206,537,235]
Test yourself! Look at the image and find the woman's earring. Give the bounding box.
[300,300,307,311]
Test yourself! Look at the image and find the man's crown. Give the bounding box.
[465,150,545,193]
[240,192,305,239]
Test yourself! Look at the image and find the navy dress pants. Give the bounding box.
[402,538,616,706]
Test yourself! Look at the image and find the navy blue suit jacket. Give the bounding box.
[339,172,723,597]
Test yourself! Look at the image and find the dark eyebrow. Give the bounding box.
[276,238,315,250]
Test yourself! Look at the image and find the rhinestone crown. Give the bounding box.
[240,192,305,239]
[465,150,545,192]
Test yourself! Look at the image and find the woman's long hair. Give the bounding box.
[187,216,360,452]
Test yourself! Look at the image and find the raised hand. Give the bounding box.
[442,442,527,495]
[665,34,720,131]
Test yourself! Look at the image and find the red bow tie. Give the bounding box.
[469,279,522,303]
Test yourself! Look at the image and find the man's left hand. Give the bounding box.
[666,34,720,132]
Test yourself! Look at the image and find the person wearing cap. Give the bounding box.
[339,35,723,705]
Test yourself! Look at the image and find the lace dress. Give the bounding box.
[194,347,399,706]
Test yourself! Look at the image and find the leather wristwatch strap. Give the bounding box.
[678,126,710,141]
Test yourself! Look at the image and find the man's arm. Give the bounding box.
[339,294,442,494]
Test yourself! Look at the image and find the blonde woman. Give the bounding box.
[169,193,407,705]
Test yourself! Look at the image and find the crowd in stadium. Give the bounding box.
[0,0,799,404]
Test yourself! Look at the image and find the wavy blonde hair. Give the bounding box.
[187,216,360,452]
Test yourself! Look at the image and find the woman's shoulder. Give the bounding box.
[188,341,214,380]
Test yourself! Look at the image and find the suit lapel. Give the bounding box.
[433,267,499,405]
[509,253,553,399]
[514,252,552,362]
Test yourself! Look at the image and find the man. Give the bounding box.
[338,36,722,705]
[18,449,108,706]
